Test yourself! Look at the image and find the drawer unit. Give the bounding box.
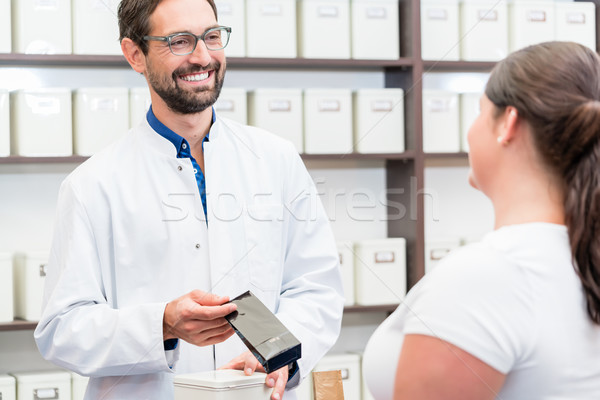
[246,0,296,58]
[460,0,508,61]
[13,251,49,321]
[304,89,353,154]
[555,1,596,51]
[508,0,555,52]
[215,0,246,57]
[0,374,15,400]
[215,87,247,125]
[351,0,399,60]
[0,252,14,323]
[12,0,72,54]
[0,89,8,156]
[298,0,351,59]
[422,90,460,153]
[72,0,121,55]
[421,0,459,60]
[11,371,72,400]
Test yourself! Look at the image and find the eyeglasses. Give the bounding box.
[143,26,231,56]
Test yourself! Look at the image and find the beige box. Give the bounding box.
[421,0,459,61]
[0,0,11,53]
[11,89,73,156]
[351,0,399,60]
[174,370,270,400]
[353,88,404,154]
[73,87,129,156]
[215,0,246,57]
[508,0,555,52]
[129,87,152,129]
[337,242,355,306]
[248,88,303,152]
[13,251,49,321]
[11,371,72,400]
[424,238,461,274]
[304,89,353,154]
[71,373,89,400]
[0,89,9,156]
[354,238,406,305]
[246,0,296,58]
[460,0,508,61]
[72,0,121,55]
[12,0,72,54]
[314,353,361,400]
[215,87,247,124]
[0,253,14,323]
[0,374,16,400]
[298,0,351,59]
[555,1,596,51]
[422,90,460,153]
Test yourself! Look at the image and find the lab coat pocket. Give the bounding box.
[244,204,285,295]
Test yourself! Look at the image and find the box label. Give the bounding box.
[566,12,586,25]
[318,6,339,18]
[366,7,387,19]
[371,100,393,112]
[478,9,497,22]
[427,98,451,113]
[215,99,235,112]
[318,100,341,112]
[261,4,282,16]
[268,99,291,112]
[92,98,119,112]
[426,8,447,21]
[374,251,395,263]
[526,10,546,23]
[26,95,61,115]
[34,0,59,10]
[216,2,233,15]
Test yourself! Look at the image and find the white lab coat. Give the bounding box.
[34,115,344,400]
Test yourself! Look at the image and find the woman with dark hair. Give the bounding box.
[363,41,600,399]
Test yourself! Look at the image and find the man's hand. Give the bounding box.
[163,290,237,347]
[220,350,289,400]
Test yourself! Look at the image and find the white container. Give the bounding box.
[293,372,312,400]
[460,0,508,61]
[129,87,152,129]
[248,88,303,152]
[314,353,361,400]
[0,89,9,156]
[0,0,11,53]
[421,0,459,61]
[13,251,49,321]
[555,1,596,51]
[174,370,270,400]
[71,373,89,400]
[11,371,72,400]
[0,253,14,323]
[354,238,406,305]
[215,87,247,124]
[353,88,404,154]
[0,374,16,400]
[304,89,353,154]
[246,0,296,58]
[298,0,351,59]
[215,0,246,57]
[422,90,460,153]
[508,0,555,52]
[72,0,121,55]
[351,0,399,60]
[73,87,129,156]
[11,89,73,156]
[337,242,355,306]
[424,238,461,274]
[12,0,72,54]
[460,92,481,153]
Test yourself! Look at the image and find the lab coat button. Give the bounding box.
[195,244,201,249]
[177,166,183,171]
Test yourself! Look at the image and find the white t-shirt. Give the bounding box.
[363,223,600,400]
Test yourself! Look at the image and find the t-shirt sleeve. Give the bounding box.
[402,244,536,374]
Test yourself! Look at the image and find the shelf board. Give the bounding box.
[0,156,89,164]
[422,60,497,72]
[0,320,37,332]
[424,152,469,159]
[344,304,398,313]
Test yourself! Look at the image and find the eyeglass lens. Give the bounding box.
[169,28,227,55]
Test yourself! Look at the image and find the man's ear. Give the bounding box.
[121,38,146,74]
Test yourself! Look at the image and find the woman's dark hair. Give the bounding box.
[118,0,219,54]
[485,41,600,324]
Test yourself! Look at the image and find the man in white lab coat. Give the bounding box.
[33,0,344,399]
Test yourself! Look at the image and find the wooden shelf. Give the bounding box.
[422,60,497,72]
[424,152,469,159]
[0,156,89,164]
[344,304,398,313]
[0,320,37,332]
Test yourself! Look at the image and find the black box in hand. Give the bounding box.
[225,290,302,373]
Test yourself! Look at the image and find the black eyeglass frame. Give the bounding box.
[143,26,232,55]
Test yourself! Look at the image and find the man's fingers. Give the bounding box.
[270,371,286,400]
[190,290,230,306]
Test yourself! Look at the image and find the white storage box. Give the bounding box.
[508,0,555,52]
[460,0,508,61]
[13,251,49,321]
[0,374,16,400]
[11,371,72,400]
[0,89,9,156]
[294,371,312,400]
[425,238,461,274]
[298,0,351,59]
[351,0,399,60]
[73,87,129,156]
[246,0,296,58]
[215,87,247,124]
[71,373,89,400]
[460,92,481,153]
[11,89,73,156]
[0,252,14,323]
[354,238,406,305]
[421,0,459,60]
[304,89,353,154]
[555,1,596,51]
[353,88,404,154]
[337,242,355,306]
[215,0,246,57]
[174,370,270,400]
[314,353,361,400]
[422,90,460,153]
[12,0,72,54]
[72,0,121,55]
[129,87,151,129]
[0,0,10,53]
[248,88,303,152]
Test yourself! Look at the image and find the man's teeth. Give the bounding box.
[181,72,209,81]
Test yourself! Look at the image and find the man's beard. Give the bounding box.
[146,60,225,115]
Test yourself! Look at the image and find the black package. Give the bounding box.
[225,290,301,373]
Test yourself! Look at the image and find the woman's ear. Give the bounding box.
[497,106,519,145]
[121,38,146,75]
